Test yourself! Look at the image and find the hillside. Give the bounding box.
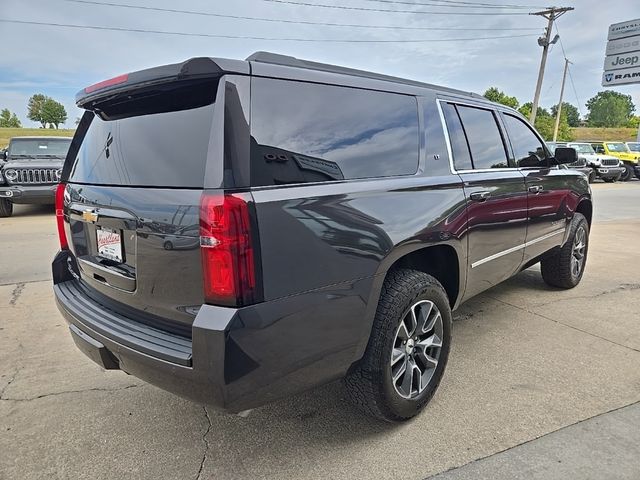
[572,127,638,142]
[0,128,75,149]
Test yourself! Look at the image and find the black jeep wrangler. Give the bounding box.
[0,136,70,217]
[53,53,592,421]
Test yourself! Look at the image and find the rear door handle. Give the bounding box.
[528,185,544,194]
[469,191,491,202]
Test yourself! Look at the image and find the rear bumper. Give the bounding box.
[52,251,371,412]
[0,184,57,204]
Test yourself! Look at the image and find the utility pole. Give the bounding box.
[552,58,571,142]
[529,6,574,125]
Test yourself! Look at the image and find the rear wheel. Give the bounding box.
[541,213,589,289]
[0,198,12,217]
[344,269,452,422]
[619,164,633,181]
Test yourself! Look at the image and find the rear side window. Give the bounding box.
[455,105,509,169]
[250,78,419,186]
[503,114,548,168]
[69,103,215,188]
[441,103,472,171]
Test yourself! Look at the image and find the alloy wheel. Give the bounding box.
[390,300,444,399]
[571,226,587,278]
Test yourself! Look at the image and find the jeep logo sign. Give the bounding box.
[604,53,640,70]
[603,19,640,87]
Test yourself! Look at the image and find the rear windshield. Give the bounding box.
[9,138,71,157]
[69,103,215,187]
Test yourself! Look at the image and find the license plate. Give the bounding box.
[96,228,123,263]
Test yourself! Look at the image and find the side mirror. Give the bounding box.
[1,150,6,161]
[554,147,578,165]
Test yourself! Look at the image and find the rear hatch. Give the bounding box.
[64,63,224,335]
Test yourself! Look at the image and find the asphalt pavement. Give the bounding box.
[1,181,639,480]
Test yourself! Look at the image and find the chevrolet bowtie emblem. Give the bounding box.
[82,209,99,223]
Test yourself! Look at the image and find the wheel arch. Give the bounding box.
[575,197,593,227]
[352,242,466,364]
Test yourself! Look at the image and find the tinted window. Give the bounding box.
[503,114,548,168]
[69,103,215,187]
[456,105,508,169]
[442,103,472,171]
[250,78,419,185]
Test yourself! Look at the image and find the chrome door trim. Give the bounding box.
[471,228,565,269]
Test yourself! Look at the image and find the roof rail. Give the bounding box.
[246,51,481,99]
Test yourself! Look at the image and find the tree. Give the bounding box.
[483,87,519,109]
[40,98,67,129]
[0,108,21,128]
[27,94,47,128]
[555,110,575,142]
[517,103,573,141]
[586,90,636,127]
[551,102,580,127]
[518,102,550,119]
[626,116,640,129]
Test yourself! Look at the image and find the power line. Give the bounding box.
[64,0,540,31]
[360,0,537,9]
[261,0,531,15]
[0,19,540,42]
[554,21,585,116]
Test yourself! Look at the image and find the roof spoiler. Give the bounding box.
[76,57,248,111]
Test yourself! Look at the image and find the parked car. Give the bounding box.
[550,142,624,183]
[53,52,592,422]
[546,142,594,182]
[0,136,71,217]
[590,141,640,181]
[625,141,640,155]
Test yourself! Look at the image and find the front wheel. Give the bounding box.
[603,177,616,183]
[0,198,12,217]
[587,171,596,184]
[619,164,633,181]
[541,213,589,289]
[344,269,452,422]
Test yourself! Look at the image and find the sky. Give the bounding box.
[1,0,639,128]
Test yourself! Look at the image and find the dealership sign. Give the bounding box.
[603,18,640,86]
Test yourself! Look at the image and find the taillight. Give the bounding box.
[199,193,256,306]
[55,183,68,250]
[84,73,129,94]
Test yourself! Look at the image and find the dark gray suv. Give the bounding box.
[53,52,592,421]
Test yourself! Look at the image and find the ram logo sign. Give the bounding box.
[602,67,640,86]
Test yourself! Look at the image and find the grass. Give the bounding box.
[572,127,638,142]
[0,127,75,149]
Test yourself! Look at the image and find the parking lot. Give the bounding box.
[1,182,639,479]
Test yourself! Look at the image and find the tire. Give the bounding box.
[603,178,616,183]
[619,164,633,182]
[587,171,596,184]
[541,213,589,289]
[0,198,12,217]
[163,241,173,250]
[344,269,452,422]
